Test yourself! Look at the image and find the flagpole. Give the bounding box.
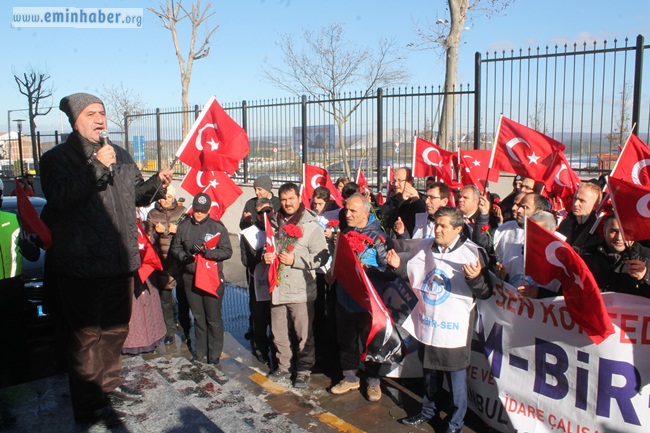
[605,176,630,245]
[485,115,504,192]
[148,156,179,205]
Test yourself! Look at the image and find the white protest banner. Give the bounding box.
[469,277,650,433]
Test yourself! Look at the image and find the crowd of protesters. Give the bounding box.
[10,92,649,431]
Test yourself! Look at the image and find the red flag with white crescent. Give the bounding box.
[489,116,566,180]
[137,220,163,284]
[610,133,650,186]
[542,152,581,211]
[194,233,222,297]
[607,176,650,241]
[453,149,500,192]
[175,96,249,174]
[412,137,454,182]
[302,163,343,208]
[181,168,242,220]
[334,232,399,360]
[524,218,614,344]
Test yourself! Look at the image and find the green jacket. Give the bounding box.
[0,211,22,279]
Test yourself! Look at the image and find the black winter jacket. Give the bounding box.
[40,132,165,279]
[169,216,232,278]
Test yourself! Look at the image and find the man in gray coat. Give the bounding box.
[263,182,329,389]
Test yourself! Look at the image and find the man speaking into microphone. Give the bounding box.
[40,93,173,427]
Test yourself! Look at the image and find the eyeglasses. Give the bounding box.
[426,196,441,200]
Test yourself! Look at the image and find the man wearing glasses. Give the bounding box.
[393,182,450,240]
[382,167,425,238]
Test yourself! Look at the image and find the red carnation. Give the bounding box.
[377,235,385,243]
[282,224,303,238]
[326,220,340,228]
[481,223,490,235]
[287,245,295,252]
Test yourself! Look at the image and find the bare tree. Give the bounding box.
[606,83,633,150]
[528,102,548,133]
[14,65,54,175]
[264,23,409,178]
[101,83,146,130]
[412,0,513,149]
[149,0,219,135]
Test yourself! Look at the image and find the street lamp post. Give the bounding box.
[14,119,25,177]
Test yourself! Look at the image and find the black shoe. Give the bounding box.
[244,328,253,340]
[164,336,174,345]
[401,413,431,426]
[108,384,144,402]
[76,406,126,427]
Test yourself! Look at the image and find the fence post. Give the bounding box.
[36,131,42,167]
[474,52,482,150]
[124,111,130,154]
[632,34,644,131]
[301,95,308,165]
[242,100,249,183]
[55,130,59,146]
[194,105,200,120]
[156,108,162,172]
[376,87,383,190]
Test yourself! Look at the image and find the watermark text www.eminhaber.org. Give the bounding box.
[12,7,143,28]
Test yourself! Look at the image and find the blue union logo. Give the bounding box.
[421,268,451,306]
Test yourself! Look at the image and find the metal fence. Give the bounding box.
[9,35,650,184]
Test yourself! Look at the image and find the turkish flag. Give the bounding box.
[542,152,582,211]
[333,232,401,361]
[181,168,243,220]
[454,149,500,191]
[524,218,614,344]
[607,176,650,241]
[194,233,222,296]
[175,96,249,174]
[302,164,343,208]
[412,137,454,182]
[265,213,279,293]
[137,220,163,284]
[610,133,650,186]
[490,116,566,180]
[15,177,52,250]
[356,166,369,194]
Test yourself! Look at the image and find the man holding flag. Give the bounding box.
[170,192,232,368]
[330,193,392,402]
[581,212,650,297]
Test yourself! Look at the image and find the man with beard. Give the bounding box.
[263,182,329,389]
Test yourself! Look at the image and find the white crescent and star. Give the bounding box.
[422,147,442,167]
[631,159,650,185]
[554,164,568,187]
[195,123,219,151]
[545,241,570,277]
[505,137,531,164]
[636,193,650,218]
[196,171,207,188]
[311,174,325,189]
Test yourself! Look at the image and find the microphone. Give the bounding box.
[99,130,113,176]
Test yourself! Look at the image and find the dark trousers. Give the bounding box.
[57,274,133,418]
[176,276,191,338]
[421,368,468,430]
[182,273,224,362]
[158,288,176,338]
[0,277,30,387]
[335,303,380,386]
